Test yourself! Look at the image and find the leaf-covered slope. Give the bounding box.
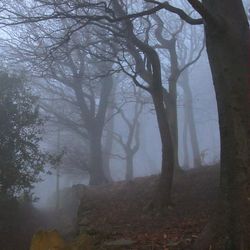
[76,166,219,249]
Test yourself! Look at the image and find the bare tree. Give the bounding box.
[1,24,115,185]
[107,0,175,207]
[150,10,204,170]
[147,1,249,248]
[0,1,249,247]
[113,87,144,181]
[180,68,202,168]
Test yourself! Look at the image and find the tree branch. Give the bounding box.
[145,0,203,25]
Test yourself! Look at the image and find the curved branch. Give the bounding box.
[179,37,205,74]
[145,0,203,25]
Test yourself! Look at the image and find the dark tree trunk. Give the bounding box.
[152,89,175,207]
[112,0,176,207]
[153,14,182,172]
[103,117,114,183]
[194,1,250,248]
[73,63,113,186]
[102,85,116,183]
[125,152,134,181]
[182,121,190,169]
[88,128,108,186]
[97,74,114,183]
[164,88,181,171]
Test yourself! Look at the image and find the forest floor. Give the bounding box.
[73,165,220,250]
[0,165,220,250]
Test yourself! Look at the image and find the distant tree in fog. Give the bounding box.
[0,0,203,207]
[151,11,204,170]
[1,25,115,185]
[0,1,249,247]
[178,26,205,169]
[113,87,144,181]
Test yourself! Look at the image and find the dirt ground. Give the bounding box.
[76,166,219,249]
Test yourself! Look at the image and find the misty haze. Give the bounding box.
[0,1,249,250]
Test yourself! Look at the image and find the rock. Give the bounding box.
[30,230,66,250]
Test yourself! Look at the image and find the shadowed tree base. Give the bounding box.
[89,174,108,186]
[174,165,185,175]
[144,199,174,215]
[144,177,174,214]
[193,200,250,250]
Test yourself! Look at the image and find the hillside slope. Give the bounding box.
[75,166,219,249]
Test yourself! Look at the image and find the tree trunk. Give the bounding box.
[103,116,114,183]
[102,86,116,183]
[112,0,176,207]
[95,68,114,183]
[125,152,134,181]
[180,69,201,168]
[182,121,190,169]
[194,1,250,248]
[88,128,107,186]
[83,64,114,186]
[152,89,175,207]
[164,88,181,171]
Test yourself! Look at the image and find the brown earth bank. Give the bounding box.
[75,165,219,250]
[1,165,220,250]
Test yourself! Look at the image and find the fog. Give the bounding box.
[33,50,220,208]
[0,1,249,249]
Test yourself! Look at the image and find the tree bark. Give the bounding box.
[74,63,114,186]
[125,152,134,181]
[102,85,116,183]
[164,87,180,171]
[182,121,190,169]
[194,1,250,248]
[112,0,176,207]
[88,128,107,185]
[152,90,175,207]
[103,117,114,183]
